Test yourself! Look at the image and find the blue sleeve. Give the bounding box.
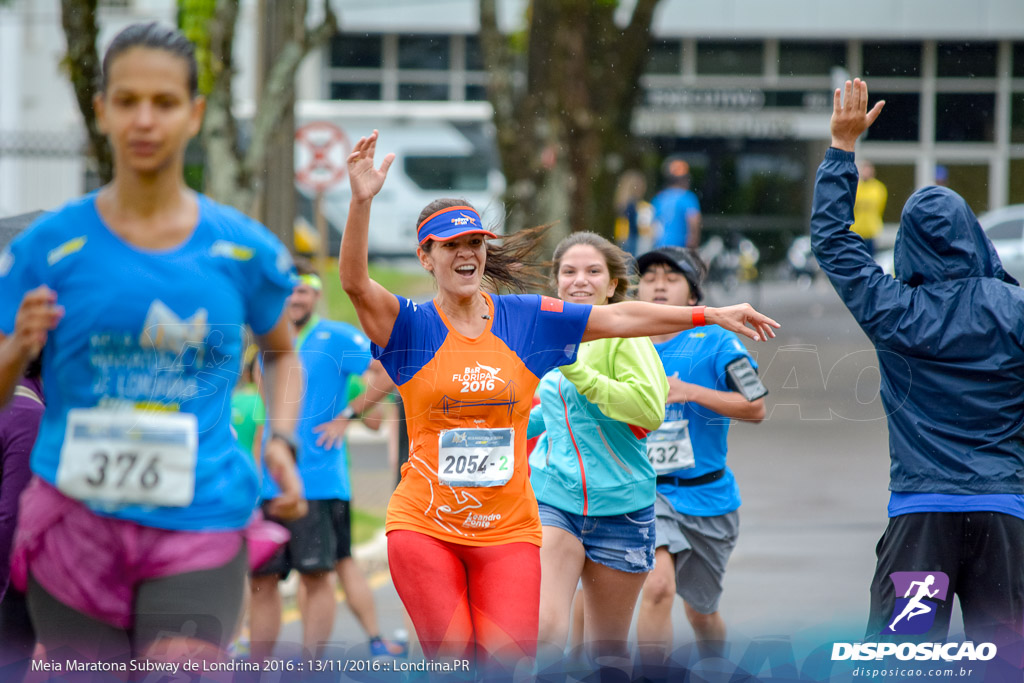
[495,295,591,379]
[245,227,296,335]
[811,148,916,350]
[338,325,373,377]
[0,227,47,335]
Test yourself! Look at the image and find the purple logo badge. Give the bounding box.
[885,571,949,635]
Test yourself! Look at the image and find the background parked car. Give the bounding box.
[874,204,1024,281]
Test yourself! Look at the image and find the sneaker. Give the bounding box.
[370,636,408,658]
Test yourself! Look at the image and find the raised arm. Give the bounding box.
[583,301,778,344]
[811,79,912,341]
[339,131,401,349]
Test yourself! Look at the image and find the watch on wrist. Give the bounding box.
[270,431,298,460]
[339,405,360,420]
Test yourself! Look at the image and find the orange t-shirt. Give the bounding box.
[373,292,591,546]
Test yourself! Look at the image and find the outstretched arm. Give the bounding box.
[583,301,778,344]
[339,131,401,349]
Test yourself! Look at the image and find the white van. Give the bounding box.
[294,100,505,258]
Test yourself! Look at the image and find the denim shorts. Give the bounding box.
[538,501,656,573]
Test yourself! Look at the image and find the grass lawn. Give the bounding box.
[351,507,386,546]
[317,257,435,326]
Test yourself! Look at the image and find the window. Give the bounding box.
[404,156,490,191]
[938,163,990,213]
[697,41,762,76]
[1015,43,1024,78]
[874,164,916,224]
[645,40,683,75]
[1010,160,1024,205]
[862,42,921,77]
[1012,93,1024,144]
[864,93,919,142]
[465,35,484,71]
[937,42,997,78]
[466,85,488,102]
[399,83,450,101]
[777,41,845,76]
[936,93,995,142]
[329,34,382,68]
[329,83,381,101]
[398,35,450,70]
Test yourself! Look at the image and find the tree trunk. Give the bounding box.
[60,0,112,185]
[203,0,336,234]
[480,0,662,242]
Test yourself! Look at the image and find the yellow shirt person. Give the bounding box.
[850,161,887,254]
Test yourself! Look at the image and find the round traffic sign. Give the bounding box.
[294,121,351,193]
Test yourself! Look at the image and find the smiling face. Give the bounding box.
[94,46,204,177]
[637,263,697,307]
[417,233,488,299]
[556,244,618,307]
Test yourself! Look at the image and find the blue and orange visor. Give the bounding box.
[417,206,496,245]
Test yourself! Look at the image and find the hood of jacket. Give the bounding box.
[893,186,1018,287]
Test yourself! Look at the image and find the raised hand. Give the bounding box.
[831,78,885,152]
[707,304,780,343]
[347,130,396,202]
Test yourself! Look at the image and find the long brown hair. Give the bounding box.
[550,232,633,304]
[417,198,550,293]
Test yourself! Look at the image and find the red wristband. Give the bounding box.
[692,305,706,327]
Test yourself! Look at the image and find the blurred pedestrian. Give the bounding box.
[850,160,887,256]
[0,355,43,681]
[613,170,654,257]
[653,157,702,249]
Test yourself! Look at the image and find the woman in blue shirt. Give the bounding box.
[0,23,305,666]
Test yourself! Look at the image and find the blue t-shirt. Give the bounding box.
[0,193,294,531]
[652,187,700,248]
[261,317,371,501]
[653,326,755,516]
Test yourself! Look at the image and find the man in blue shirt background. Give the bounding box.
[250,261,400,661]
[652,157,702,249]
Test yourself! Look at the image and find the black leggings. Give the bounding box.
[27,543,247,663]
[0,588,35,682]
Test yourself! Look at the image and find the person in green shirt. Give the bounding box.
[231,344,265,461]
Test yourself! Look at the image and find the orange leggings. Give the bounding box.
[387,530,540,666]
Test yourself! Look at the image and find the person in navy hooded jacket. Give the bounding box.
[812,79,1024,659]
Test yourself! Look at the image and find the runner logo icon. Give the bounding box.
[885,571,949,635]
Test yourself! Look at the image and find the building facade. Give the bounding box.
[2,0,1023,245]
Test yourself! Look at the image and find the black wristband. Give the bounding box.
[270,431,298,460]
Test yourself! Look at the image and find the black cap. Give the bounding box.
[636,247,705,303]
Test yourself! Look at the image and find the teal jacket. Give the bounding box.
[528,335,668,516]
